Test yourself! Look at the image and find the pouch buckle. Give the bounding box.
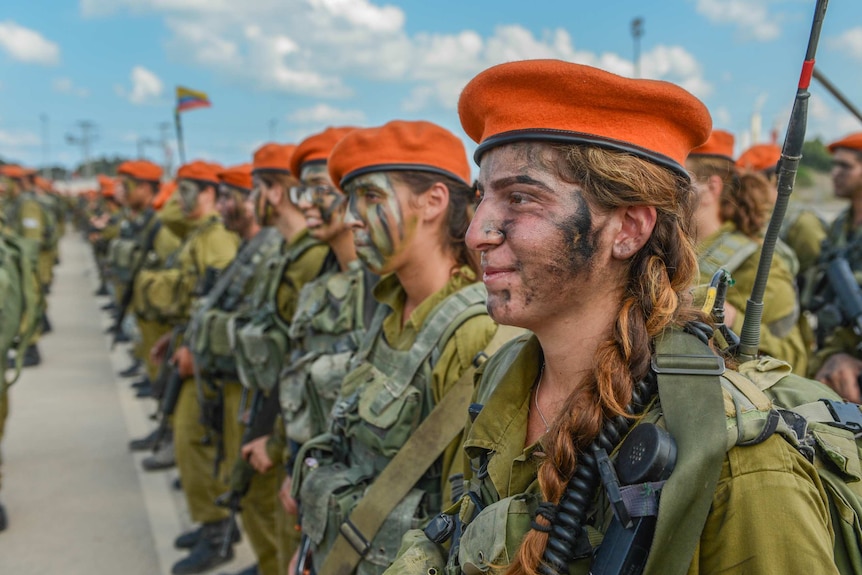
[339,518,370,556]
[822,399,862,434]
[650,354,725,376]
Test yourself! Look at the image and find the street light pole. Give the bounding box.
[631,17,644,78]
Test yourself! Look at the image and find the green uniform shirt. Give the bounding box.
[453,335,836,575]
[275,229,331,323]
[783,207,826,274]
[374,267,497,503]
[698,221,808,374]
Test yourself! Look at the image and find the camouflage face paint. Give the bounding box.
[297,163,345,224]
[217,185,252,235]
[344,172,413,272]
[177,179,200,215]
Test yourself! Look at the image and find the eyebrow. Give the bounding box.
[488,174,555,193]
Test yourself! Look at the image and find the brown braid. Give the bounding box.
[507,145,704,575]
[687,156,769,238]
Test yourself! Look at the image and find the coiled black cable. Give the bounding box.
[537,372,658,575]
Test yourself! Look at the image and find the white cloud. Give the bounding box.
[695,0,780,42]
[82,1,710,109]
[116,66,164,104]
[0,128,40,148]
[53,77,90,97]
[0,21,60,65]
[828,27,862,61]
[288,104,366,124]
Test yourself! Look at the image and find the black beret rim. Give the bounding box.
[473,129,691,180]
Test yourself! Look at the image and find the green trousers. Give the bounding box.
[223,382,283,575]
[174,379,229,524]
[0,388,7,492]
[137,318,172,381]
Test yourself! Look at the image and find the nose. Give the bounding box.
[343,196,365,230]
[465,201,503,252]
[296,197,313,211]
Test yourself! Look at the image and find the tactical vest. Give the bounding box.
[698,229,759,280]
[133,217,221,324]
[232,233,322,393]
[280,260,378,445]
[34,193,59,251]
[188,227,284,380]
[439,336,860,575]
[295,282,488,575]
[107,209,157,284]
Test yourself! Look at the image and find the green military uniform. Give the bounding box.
[385,334,837,575]
[698,221,808,374]
[781,204,827,275]
[281,259,378,448]
[186,226,285,575]
[144,213,239,524]
[293,269,496,575]
[805,207,862,375]
[231,228,331,573]
[33,190,60,291]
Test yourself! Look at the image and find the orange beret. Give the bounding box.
[117,160,163,182]
[153,181,176,210]
[177,160,223,185]
[217,163,253,192]
[290,127,358,177]
[329,120,471,188]
[253,143,297,174]
[35,176,52,190]
[689,130,735,161]
[828,133,862,154]
[0,165,36,179]
[459,59,711,177]
[98,175,116,197]
[736,143,781,172]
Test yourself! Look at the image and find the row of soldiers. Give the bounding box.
[8,65,859,574]
[0,165,68,532]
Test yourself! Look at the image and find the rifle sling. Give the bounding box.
[116,213,162,323]
[318,324,524,575]
[643,329,727,575]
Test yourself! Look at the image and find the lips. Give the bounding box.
[482,265,517,285]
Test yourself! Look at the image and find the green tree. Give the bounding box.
[801,138,832,172]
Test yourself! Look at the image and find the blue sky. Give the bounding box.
[1,0,861,173]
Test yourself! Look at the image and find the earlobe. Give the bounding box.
[613,205,657,260]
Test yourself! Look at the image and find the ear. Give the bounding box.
[706,174,723,203]
[612,205,657,260]
[421,181,450,224]
[264,182,284,207]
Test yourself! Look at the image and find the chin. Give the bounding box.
[486,296,530,329]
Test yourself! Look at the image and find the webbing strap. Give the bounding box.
[644,329,727,575]
[318,324,525,575]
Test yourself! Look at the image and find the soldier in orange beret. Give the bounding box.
[737,143,826,274]
[688,131,808,375]
[384,60,837,575]
[810,133,862,400]
[142,160,241,574]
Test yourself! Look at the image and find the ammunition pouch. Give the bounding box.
[191,309,238,379]
[280,348,355,445]
[455,493,540,575]
[133,267,191,323]
[107,237,142,284]
[232,310,289,393]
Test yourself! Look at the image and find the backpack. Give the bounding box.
[735,358,862,575]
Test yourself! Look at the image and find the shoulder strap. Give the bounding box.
[367,283,488,416]
[698,231,760,279]
[318,323,525,575]
[644,328,727,575]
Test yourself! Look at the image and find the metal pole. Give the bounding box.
[631,18,644,78]
[174,109,186,166]
[40,114,49,177]
[813,67,862,125]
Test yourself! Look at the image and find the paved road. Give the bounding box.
[0,233,254,574]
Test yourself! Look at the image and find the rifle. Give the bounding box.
[737,0,829,362]
[214,389,265,559]
[701,269,740,354]
[110,213,162,348]
[152,325,186,451]
[812,67,862,126]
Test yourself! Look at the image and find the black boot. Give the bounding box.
[135,383,154,398]
[41,314,52,334]
[0,502,7,532]
[101,301,117,312]
[119,360,143,378]
[128,428,164,452]
[11,345,41,368]
[95,283,109,296]
[174,525,204,550]
[171,519,238,575]
[131,376,150,389]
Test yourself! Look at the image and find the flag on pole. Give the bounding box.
[176,86,211,112]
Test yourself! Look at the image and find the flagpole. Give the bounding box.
[174,107,186,166]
